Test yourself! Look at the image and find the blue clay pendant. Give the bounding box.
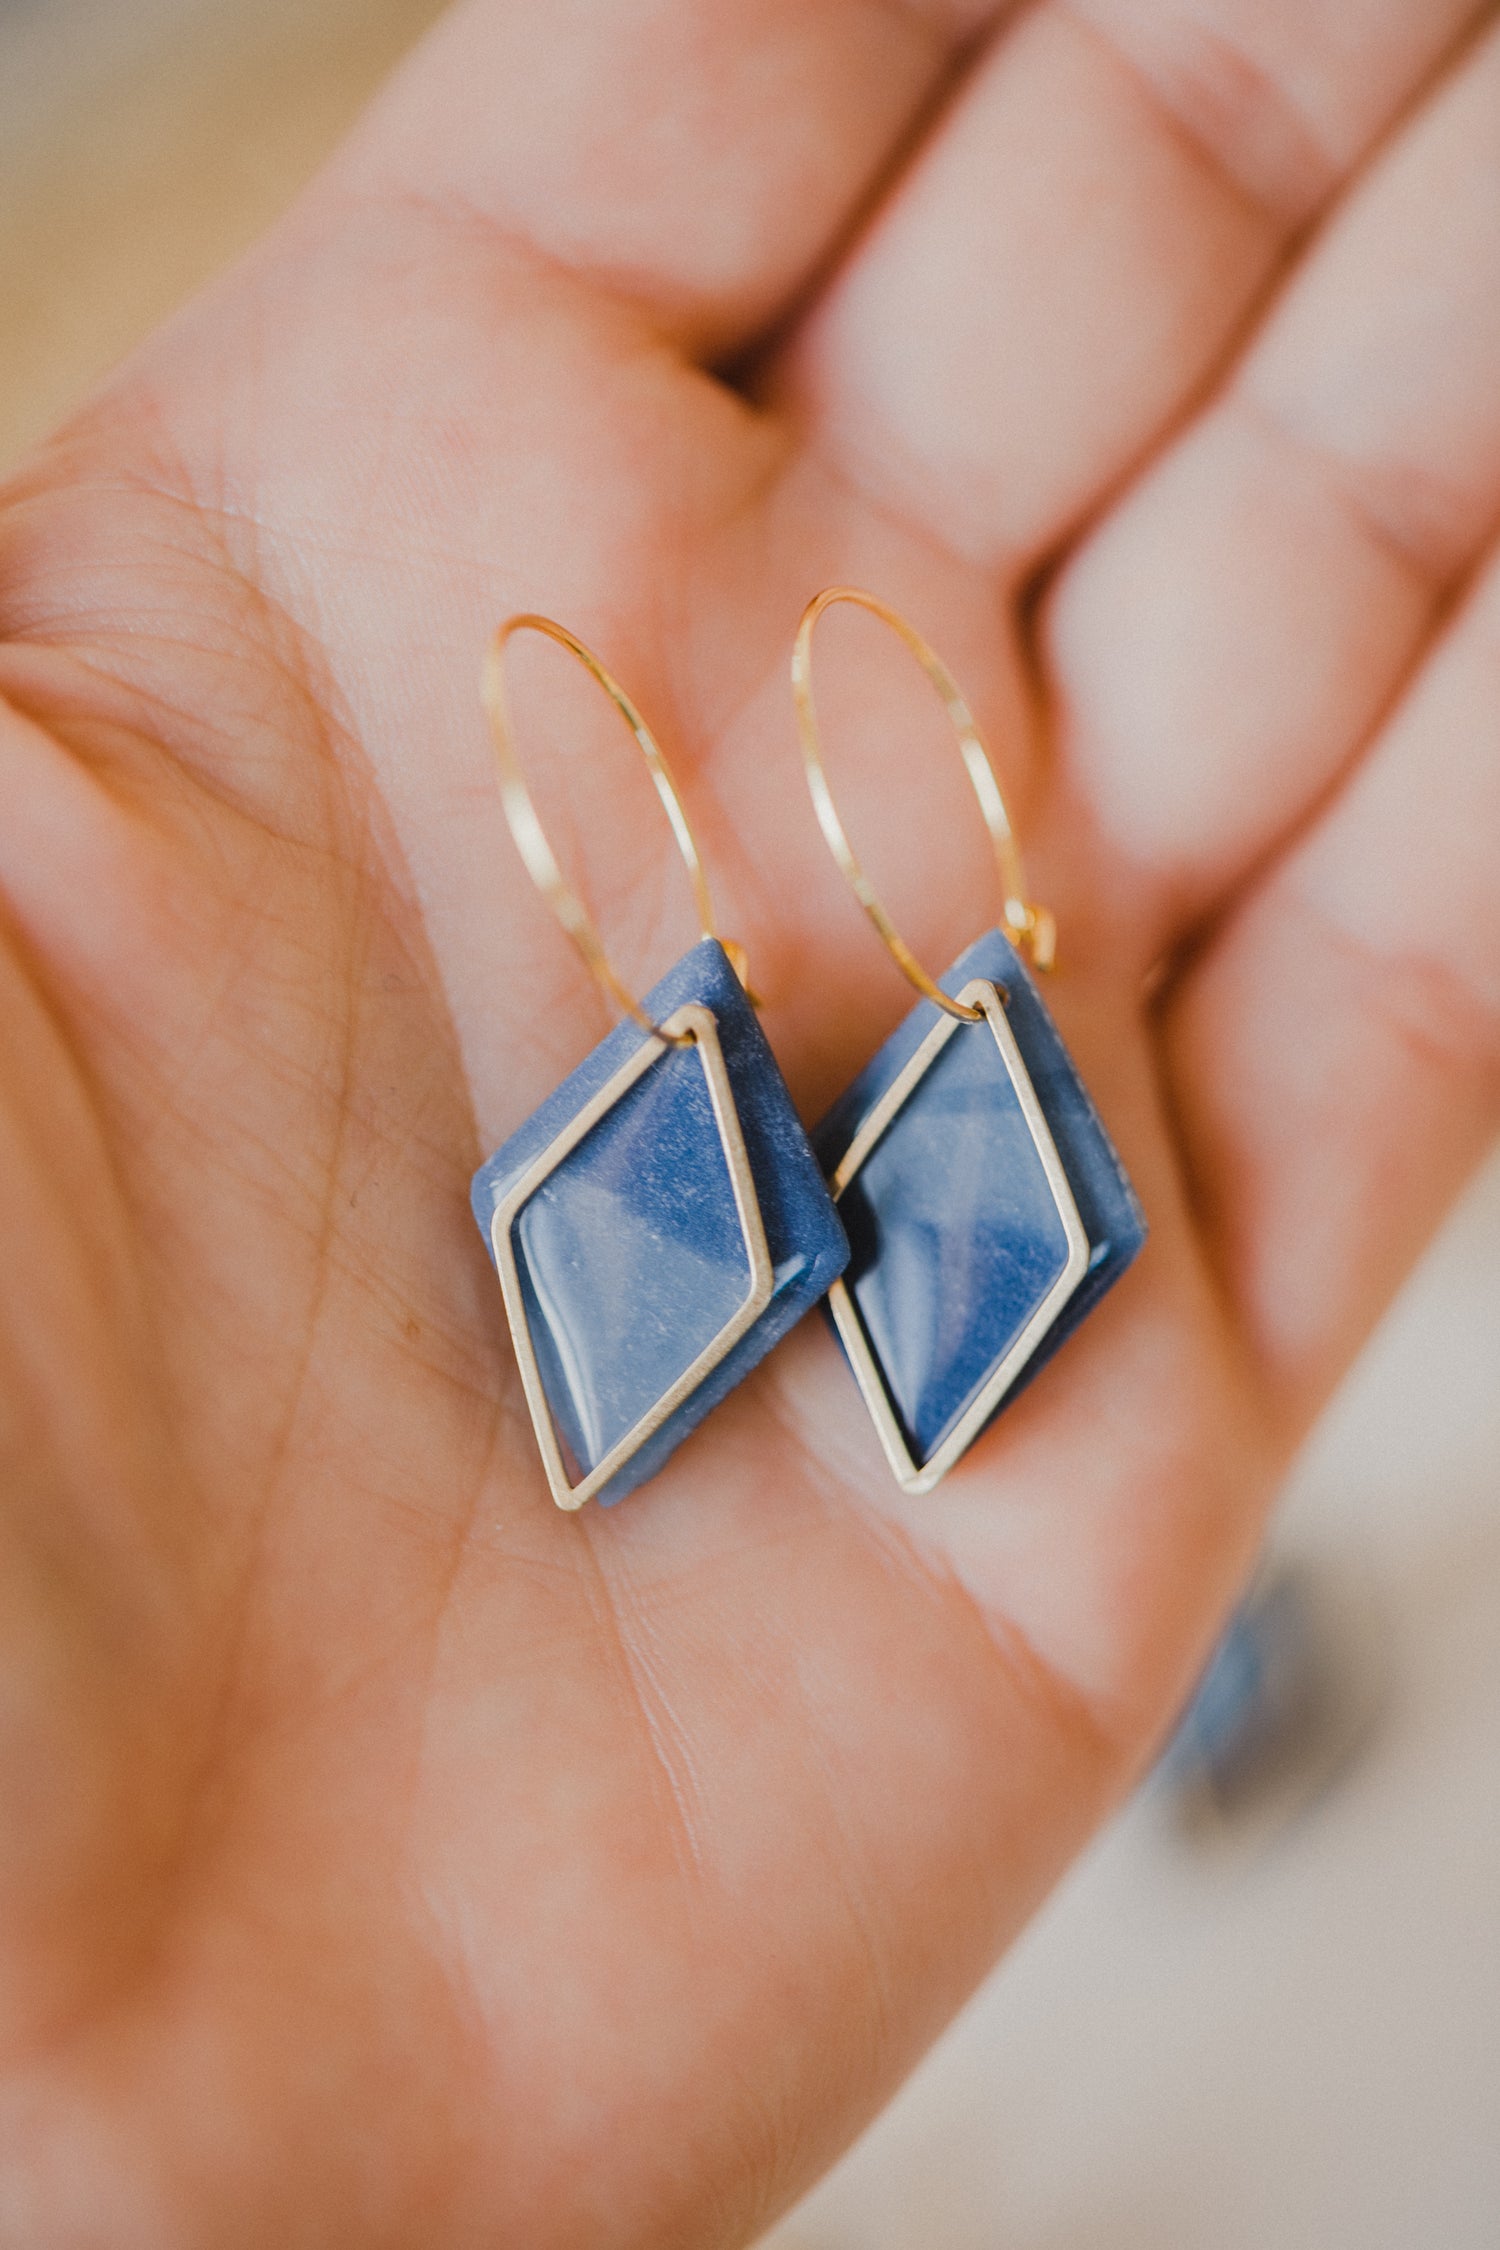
[813,928,1145,1493]
[473,938,849,1508]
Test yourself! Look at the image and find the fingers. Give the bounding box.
[1045,16,1500,939]
[327,0,1003,359]
[775,0,1485,569]
[1164,547,1500,1430]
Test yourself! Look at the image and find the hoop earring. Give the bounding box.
[472,615,848,1511]
[793,589,1145,1495]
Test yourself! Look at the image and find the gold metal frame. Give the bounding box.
[825,981,1089,1495]
[489,1003,774,1510]
[792,587,1055,1019]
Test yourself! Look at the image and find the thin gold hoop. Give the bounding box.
[792,587,1054,1022]
[484,614,739,1041]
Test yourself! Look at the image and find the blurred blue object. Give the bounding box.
[1161,1561,1389,1840]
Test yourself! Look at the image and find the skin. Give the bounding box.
[0,0,1498,2239]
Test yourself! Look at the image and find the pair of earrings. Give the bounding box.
[470,591,1145,1509]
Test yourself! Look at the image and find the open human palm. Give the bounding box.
[2,0,1498,2240]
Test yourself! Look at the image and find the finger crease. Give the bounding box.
[1233,388,1491,596]
[1057,0,1339,235]
[1285,877,1500,1088]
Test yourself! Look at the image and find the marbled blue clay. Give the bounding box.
[814,928,1146,1476]
[473,939,848,1505]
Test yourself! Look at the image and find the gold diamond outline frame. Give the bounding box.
[491,1002,774,1511]
[827,979,1090,1496]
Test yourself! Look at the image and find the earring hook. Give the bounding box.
[484,614,748,1040]
[791,587,1054,1023]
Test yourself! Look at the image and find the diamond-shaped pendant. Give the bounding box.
[473,939,849,1507]
[814,928,1146,1493]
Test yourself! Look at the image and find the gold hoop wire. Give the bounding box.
[484,614,732,1040]
[791,587,1055,1022]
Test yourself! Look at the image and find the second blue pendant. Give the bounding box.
[792,586,1145,1494]
[814,927,1144,1493]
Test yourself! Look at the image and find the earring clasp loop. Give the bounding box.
[791,587,1054,1022]
[484,614,745,1040]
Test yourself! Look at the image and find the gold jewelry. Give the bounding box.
[484,612,750,1040]
[800,588,1145,1494]
[471,613,848,1510]
[791,585,1055,1020]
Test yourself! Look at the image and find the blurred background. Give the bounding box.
[3,2,1497,2242]
[0,0,445,463]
